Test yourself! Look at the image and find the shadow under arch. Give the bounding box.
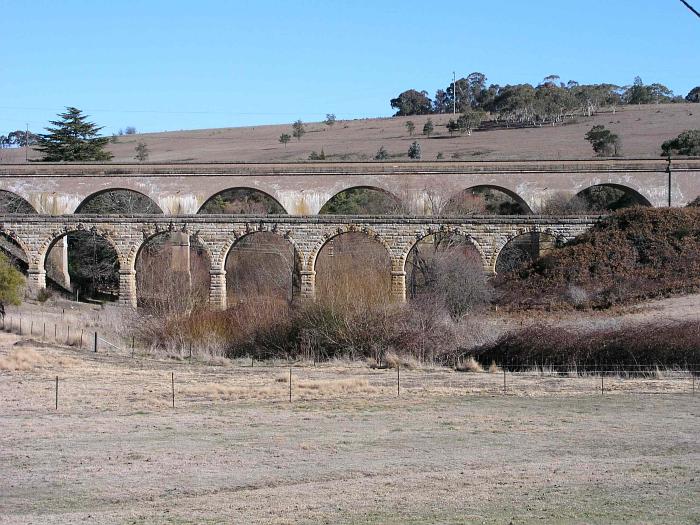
[319,186,405,215]
[43,229,122,302]
[75,188,163,214]
[224,231,302,304]
[494,231,559,274]
[0,190,37,214]
[313,230,393,305]
[443,185,532,215]
[575,183,652,211]
[198,187,287,214]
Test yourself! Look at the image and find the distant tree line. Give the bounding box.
[0,130,40,148]
[391,73,700,125]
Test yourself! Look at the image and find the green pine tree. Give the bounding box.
[35,107,113,162]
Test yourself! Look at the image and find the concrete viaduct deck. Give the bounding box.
[1,159,698,215]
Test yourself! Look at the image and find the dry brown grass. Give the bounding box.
[296,377,377,394]
[383,351,421,370]
[3,103,695,163]
[456,356,484,373]
[0,347,45,370]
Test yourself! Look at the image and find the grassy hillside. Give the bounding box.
[1,103,697,163]
[496,207,700,310]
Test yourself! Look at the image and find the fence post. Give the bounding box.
[30,320,34,336]
[19,317,22,336]
[67,325,70,345]
[189,342,192,360]
[43,322,46,340]
[132,336,136,358]
[93,332,98,353]
[397,364,400,397]
[288,367,292,402]
[601,374,604,395]
[503,367,507,394]
[55,376,58,410]
[80,330,83,349]
[171,372,175,409]
[54,324,57,339]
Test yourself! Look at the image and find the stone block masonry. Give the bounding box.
[0,215,597,308]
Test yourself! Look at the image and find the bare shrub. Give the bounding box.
[473,320,700,369]
[456,356,484,373]
[407,233,492,318]
[539,192,589,214]
[443,187,528,216]
[226,232,297,304]
[136,233,210,315]
[136,231,490,364]
[199,189,285,214]
[315,232,391,308]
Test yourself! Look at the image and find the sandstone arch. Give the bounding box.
[224,231,301,305]
[313,230,393,305]
[42,229,122,301]
[404,231,487,301]
[134,230,211,310]
[494,231,559,274]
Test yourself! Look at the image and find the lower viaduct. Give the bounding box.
[0,215,596,308]
[0,159,697,308]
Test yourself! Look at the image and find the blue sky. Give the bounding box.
[1,0,698,135]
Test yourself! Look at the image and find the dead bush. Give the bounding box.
[472,320,700,369]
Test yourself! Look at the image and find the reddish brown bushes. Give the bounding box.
[496,207,700,309]
[471,321,700,369]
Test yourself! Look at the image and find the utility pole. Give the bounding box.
[25,124,29,162]
[453,72,456,115]
[666,154,673,207]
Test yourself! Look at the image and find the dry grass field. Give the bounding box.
[1,103,698,164]
[1,298,699,524]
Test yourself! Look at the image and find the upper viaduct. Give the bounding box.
[0,159,697,308]
[0,158,698,214]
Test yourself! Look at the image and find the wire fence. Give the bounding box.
[1,311,698,412]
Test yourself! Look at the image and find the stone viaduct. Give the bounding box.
[0,159,697,308]
[0,215,596,308]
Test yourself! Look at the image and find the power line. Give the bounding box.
[680,0,700,17]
